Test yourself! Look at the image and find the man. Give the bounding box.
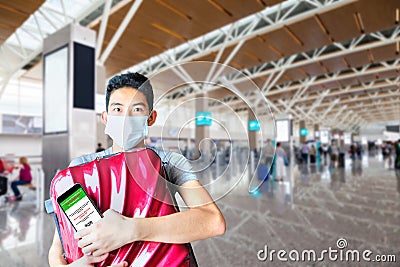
[95,143,105,152]
[262,139,275,166]
[48,73,226,267]
[301,142,309,164]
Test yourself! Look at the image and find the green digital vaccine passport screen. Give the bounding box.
[60,187,102,231]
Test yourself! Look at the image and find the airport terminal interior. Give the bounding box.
[0,0,400,266]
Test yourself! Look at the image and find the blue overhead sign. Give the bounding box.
[196,111,212,126]
[249,120,260,131]
[300,128,308,136]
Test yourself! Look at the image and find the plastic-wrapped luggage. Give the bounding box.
[49,148,197,267]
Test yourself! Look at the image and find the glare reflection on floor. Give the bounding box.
[1,154,399,267]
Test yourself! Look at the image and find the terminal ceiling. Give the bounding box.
[0,0,399,131]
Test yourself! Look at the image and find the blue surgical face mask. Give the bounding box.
[104,115,148,150]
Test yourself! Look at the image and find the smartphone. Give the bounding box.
[57,183,102,232]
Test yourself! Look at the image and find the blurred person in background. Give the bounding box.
[329,141,339,168]
[301,142,309,164]
[96,143,105,152]
[275,142,286,183]
[8,157,32,201]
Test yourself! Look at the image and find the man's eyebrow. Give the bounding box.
[131,102,146,107]
[110,103,123,106]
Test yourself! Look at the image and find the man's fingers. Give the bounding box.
[77,234,96,249]
[81,243,97,255]
[108,261,128,267]
[85,252,109,264]
[74,226,91,239]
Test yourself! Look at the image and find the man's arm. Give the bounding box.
[48,229,112,267]
[75,180,226,256]
[49,230,68,267]
[133,180,226,243]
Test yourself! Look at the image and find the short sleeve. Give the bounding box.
[158,150,198,186]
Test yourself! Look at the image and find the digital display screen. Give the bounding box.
[276,119,290,142]
[344,133,351,144]
[73,42,95,110]
[249,120,260,131]
[44,46,68,134]
[196,111,212,126]
[320,130,329,144]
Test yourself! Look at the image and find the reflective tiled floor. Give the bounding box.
[1,155,399,266]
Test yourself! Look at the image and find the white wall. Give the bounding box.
[0,134,42,157]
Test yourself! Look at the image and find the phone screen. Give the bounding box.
[57,184,102,231]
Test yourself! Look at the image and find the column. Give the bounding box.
[96,65,110,148]
[314,124,319,140]
[248,110,257,151]
[42,24,96,199]
[339,130,345,148]
[194,94,210,159]
[299,120,306,144]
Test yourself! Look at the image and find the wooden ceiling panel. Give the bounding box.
[354,0,400,34]
[284,68,307,82]
[262,28,303,58]
[209,0,273,20]
[239,37,280,64]
[340,77,360,88]
[344,51,370,68]
[287,17,332,52]
[100,0,266,75]
[207,88,231,100]
[232,50,265,69]
[251,77,266,90]
[165,0,261,33]
[371,44,399,63]
[358,74,376,83]
[274,74,291,86]
[320,80,341,91]
[195,52,217,62]
[141,1,207,41]
[0,0,44,46]
[320,56,347,73]
[301,63,326,77]
[317,4,360,43]
[376,69,398,80]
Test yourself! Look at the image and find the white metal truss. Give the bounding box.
[98,0,144,65]
[127,0,357,76]
[177,25,400,109]
[0,0,106,97]
[96,0,113,58]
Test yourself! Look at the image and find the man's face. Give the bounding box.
[101,87,157,127]
[108,87,149,117]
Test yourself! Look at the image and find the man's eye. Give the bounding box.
[133,107,143,112]
[113,107,121,112]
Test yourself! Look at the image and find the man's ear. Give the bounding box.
[101,111,108,125]
[148,110,157,126]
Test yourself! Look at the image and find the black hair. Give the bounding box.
[106,72,154,113]
[277,142,281,147]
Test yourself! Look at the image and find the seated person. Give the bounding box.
[9,157,32,201]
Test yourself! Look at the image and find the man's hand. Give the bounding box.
[63,253,109,267]
[63,254,127,267]
[75,209,134,256]
[108,262,128,267]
